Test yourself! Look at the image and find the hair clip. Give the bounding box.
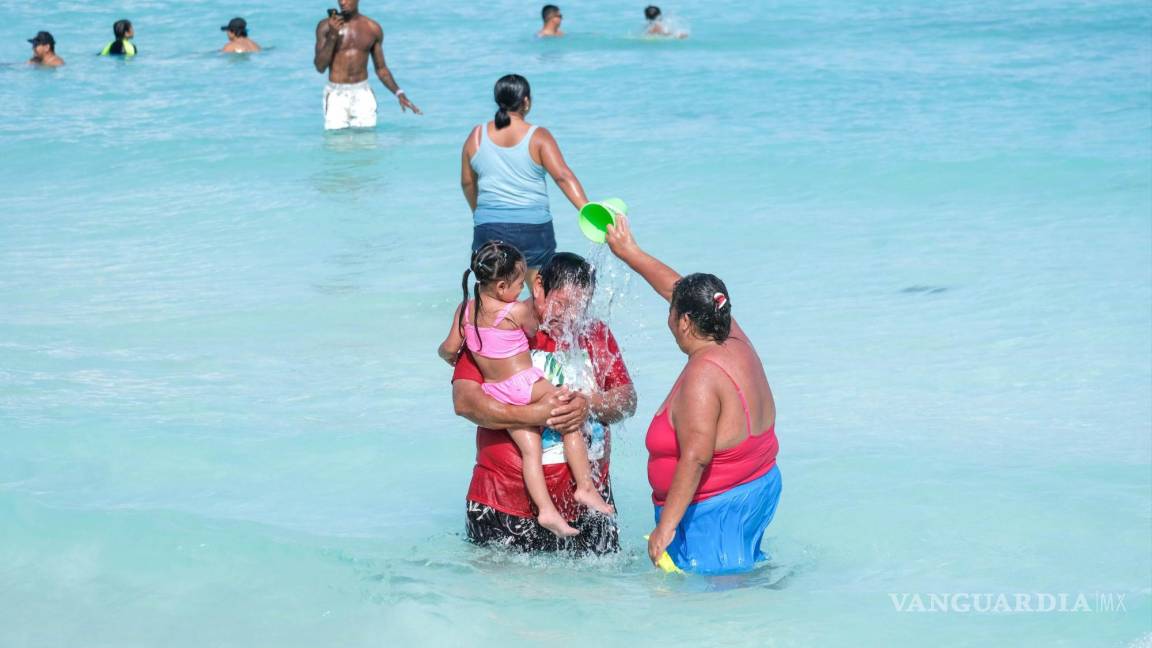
[713,292,729,310]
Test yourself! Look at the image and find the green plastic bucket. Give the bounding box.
[578,198,628,243]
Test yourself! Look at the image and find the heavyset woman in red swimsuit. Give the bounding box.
[606,216,782,575]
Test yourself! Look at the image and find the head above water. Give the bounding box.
[541,5,561,24]
[493,74,531,130]
[645,5,662,21]
[338,0,360,16]
[534,252,597,330]
[670,273,732,346]
[28,31,55,53]
[221,17,248,38]
[113,19,133,40]
[459,241,528,346]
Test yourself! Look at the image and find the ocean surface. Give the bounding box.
[2,0,1150,645]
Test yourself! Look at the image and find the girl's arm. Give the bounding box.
[536,128,589,211]
[438,304,466,366]
[461,127,480,212]
[647,365,720,566]
[513,299,540,338]
[605,215,681,303]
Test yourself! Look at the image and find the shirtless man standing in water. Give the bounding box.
[314,0,421,130]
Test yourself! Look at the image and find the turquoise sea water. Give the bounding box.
[2,0,1150,645]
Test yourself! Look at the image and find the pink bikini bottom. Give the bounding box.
[482,367,547,405]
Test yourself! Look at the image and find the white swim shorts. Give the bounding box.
[323,81,377,130]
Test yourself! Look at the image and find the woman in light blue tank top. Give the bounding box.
[461,74,589,283]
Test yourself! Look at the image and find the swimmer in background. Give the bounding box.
[644,6,687,39]
[28,32,64,67]
[538,5,564,38]
[221,18,261,53]
[100,19,137,56]
[314,0,421,130]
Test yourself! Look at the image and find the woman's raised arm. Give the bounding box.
[605,215,681,302]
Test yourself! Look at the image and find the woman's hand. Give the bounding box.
[647,524,676,566]
[605,214,641,262]
[605,213,680,302]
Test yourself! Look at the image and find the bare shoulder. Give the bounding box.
[531,126,558,156]
[464,125,482,152]
[508,299,535,324]
[682,355,726,386]
[365,16,384,36]
[533,126,556,144]
[671,360,724,419]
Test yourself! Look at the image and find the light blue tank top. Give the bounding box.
[470,123,552,225]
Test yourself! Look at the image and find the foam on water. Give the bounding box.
[1,0,1150,645]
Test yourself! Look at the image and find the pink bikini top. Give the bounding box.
[463,300,530,359]
[646,358,779,506]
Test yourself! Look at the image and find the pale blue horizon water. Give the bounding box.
[1,0,1150,646]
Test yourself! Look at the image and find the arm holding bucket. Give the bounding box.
[535,127,588,211]
[606,215,681,302]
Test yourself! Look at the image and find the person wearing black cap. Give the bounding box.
[221,17,261,53]
[28,31,63,67]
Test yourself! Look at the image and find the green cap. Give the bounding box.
[578,198,628,243]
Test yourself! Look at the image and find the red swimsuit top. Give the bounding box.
[646,358,779,506]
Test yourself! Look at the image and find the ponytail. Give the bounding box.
[472,280,484,352]
[491,74,531,130]
[457,269,471,340]
[494,107,511,129]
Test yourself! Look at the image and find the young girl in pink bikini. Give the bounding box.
[439,241,614,537]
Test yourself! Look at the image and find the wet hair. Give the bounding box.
[542,5,560,22]
[645,5,662,21]
[539,252,596,296]
[671,273,732,343]
[459,241,527,351]
[493,74,531,130]
[113,19,132,40]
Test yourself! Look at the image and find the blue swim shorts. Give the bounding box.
[654,465,782,575]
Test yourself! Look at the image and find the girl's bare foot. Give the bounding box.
[537,509,580,537]
[575,486,615,516]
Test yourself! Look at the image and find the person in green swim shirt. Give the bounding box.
[100,19,137,57]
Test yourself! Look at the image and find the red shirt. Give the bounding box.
[452,321,632,520]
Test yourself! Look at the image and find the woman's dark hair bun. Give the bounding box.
[493,74,531,130]
[671,273,732,343]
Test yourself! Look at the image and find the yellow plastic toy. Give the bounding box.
[643,535,684,574]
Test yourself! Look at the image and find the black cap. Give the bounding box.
[28,31,55,46]
[221,17,247,33]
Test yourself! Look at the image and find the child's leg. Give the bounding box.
[508,426,578,537]
[523,379,615,517]
[562,428,615,516]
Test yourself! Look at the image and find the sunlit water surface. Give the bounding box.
[1,0,1150,645]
